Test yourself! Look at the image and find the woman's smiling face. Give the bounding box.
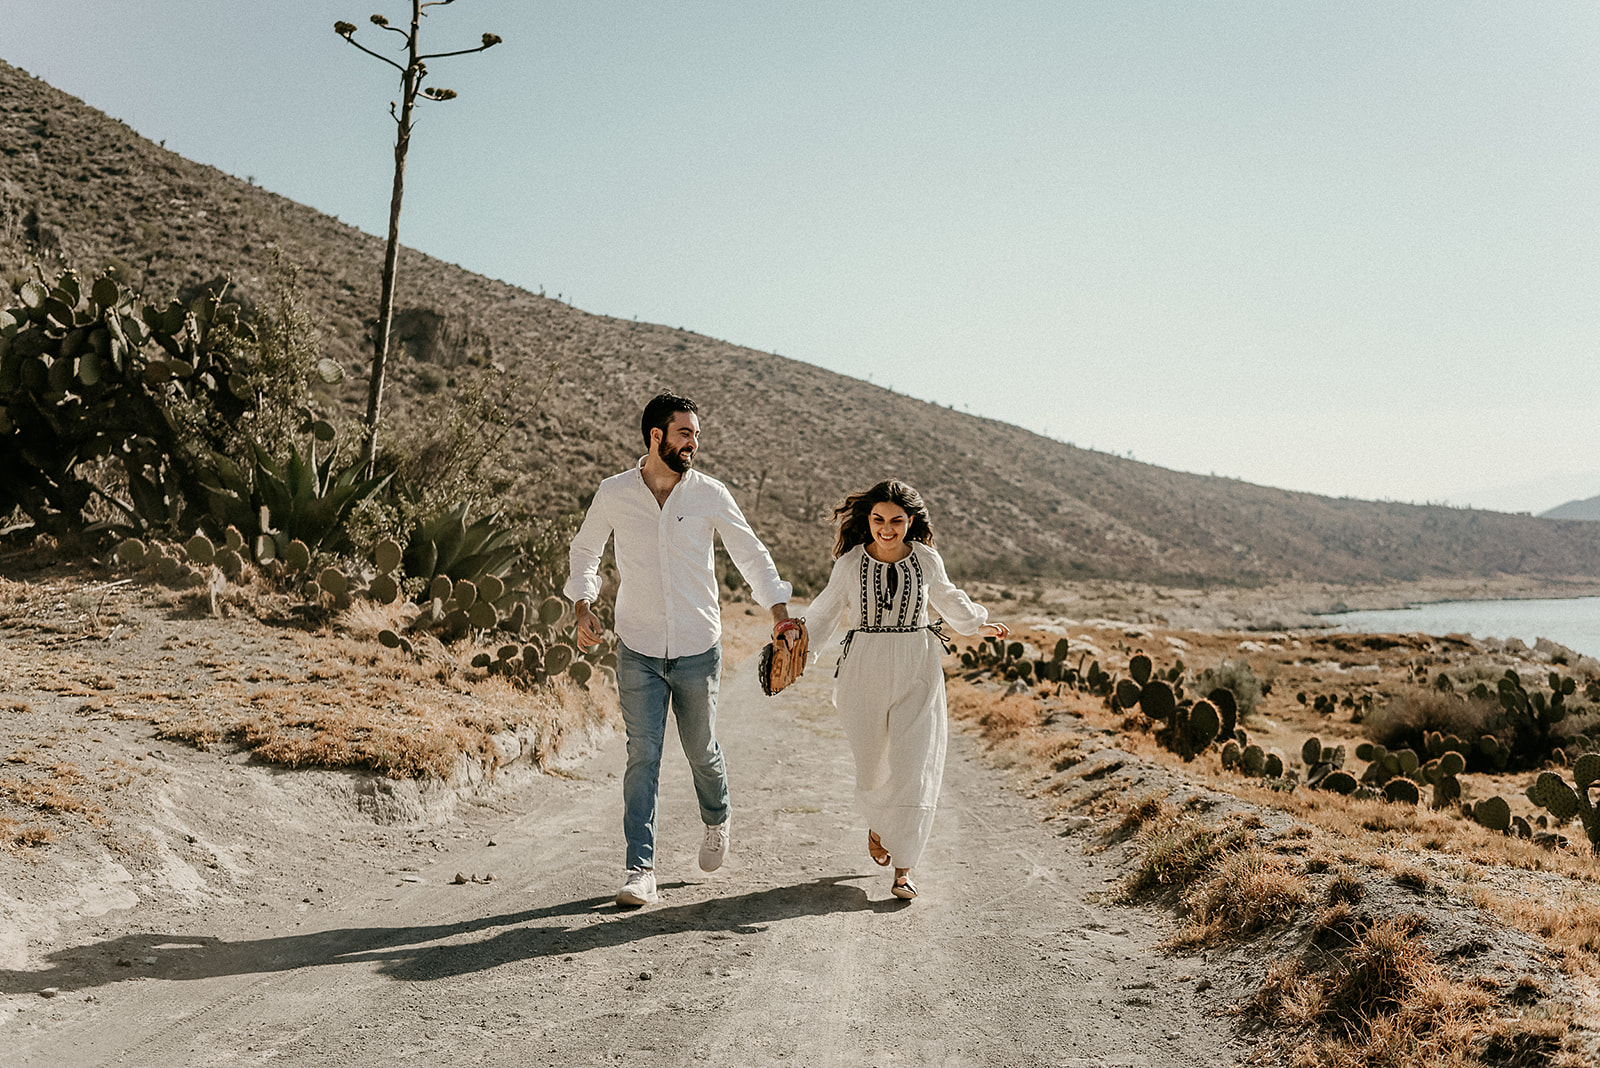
[868,501,910,555]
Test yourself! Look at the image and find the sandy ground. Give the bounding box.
[0,611,1248,1068]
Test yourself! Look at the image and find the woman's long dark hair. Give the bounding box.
[831,479,937,558]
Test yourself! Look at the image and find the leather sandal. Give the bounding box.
[867,830,891,867]
[891,872,918,900]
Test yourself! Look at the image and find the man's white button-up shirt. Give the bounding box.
[563,460,791,659]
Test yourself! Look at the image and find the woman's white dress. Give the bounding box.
[802,542,989,869]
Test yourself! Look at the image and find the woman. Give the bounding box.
[802,479,1008,900]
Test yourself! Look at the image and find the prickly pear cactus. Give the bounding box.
[1469,796,1512,833]
[1207,688,1238,741]
[1383,779,1421,805]
[1525,753,1600,852]
[1241,744,1266,777]
[1321,770,1359,796]
[186,534,216,565]
[1158,698,1219,762]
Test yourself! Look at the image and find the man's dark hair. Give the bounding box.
[640,391,698,448]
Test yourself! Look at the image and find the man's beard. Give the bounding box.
[658,439,694,473]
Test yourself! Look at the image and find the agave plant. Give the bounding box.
[404,502,521,590]
[200,434,390,558]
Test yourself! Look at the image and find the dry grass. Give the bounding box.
[1167,849,1308,949]
[146,660,614,780]
[1246,916,1579,1068]
[1120,813,1253,900]
[0,770,104,819]
[950,674,1592,1063]
[1472,888,1600,981]
[0,815,57,852]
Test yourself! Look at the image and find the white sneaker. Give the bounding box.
[699,821,730,872]
[616,868,657,906]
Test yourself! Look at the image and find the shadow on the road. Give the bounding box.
[0,875,901,994]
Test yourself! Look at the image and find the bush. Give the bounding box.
[1195,659,1263,720]
[1364,688,1499,751]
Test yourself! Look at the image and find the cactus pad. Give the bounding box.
[1529,772,1579,822]
[369,574,400,605]
[115,538,148,567]
[1129,654,1152,686]
[373,538,403,574]
[1383,779,1420,805]
[1471,796,1511,833]
[544,643,575,675]
[317,567,348,596]
[215,548,244,579]
[539,596,564,626]
[284,539,312,573]
[1139,681,1176,721]
[1576,753,1600,791]
[185,534,216,565]
[1321,771,1358,795]
[1241,744,1266,777]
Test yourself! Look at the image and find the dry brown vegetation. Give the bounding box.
[947,617,1600,1066]
[0,553,618,856]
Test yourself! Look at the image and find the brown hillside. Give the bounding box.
[5,57,1600,590]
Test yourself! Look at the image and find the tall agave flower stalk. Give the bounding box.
[334,2,501,473]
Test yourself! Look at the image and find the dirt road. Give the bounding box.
[2,641,1243,1067]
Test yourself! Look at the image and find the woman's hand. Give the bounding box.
[981,622,1010,639]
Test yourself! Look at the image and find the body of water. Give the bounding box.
[1322,597,1600,660]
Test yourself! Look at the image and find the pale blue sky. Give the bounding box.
[4,2,1598,513]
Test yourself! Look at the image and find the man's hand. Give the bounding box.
[769,602,791,639]
[574,600,605,651]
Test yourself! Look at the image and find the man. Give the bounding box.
[565,391,792,907]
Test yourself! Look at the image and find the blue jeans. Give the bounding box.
[615,641,728,871]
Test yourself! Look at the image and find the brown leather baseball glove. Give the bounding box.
[758,619,808,696]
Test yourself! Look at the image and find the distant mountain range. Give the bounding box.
[8,57,1600,590]
[1542,496,1600,522]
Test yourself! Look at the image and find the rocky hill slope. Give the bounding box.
[7,57,1600,590]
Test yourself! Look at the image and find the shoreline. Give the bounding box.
[963,574,1600,634]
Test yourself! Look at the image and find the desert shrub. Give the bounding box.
[1363,688,1502,754]
[415,364,447,393]
[1120,815,1253,899]
[1195,659,1263,719]
[234,250,346,465]
[1169,849,1308,947]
